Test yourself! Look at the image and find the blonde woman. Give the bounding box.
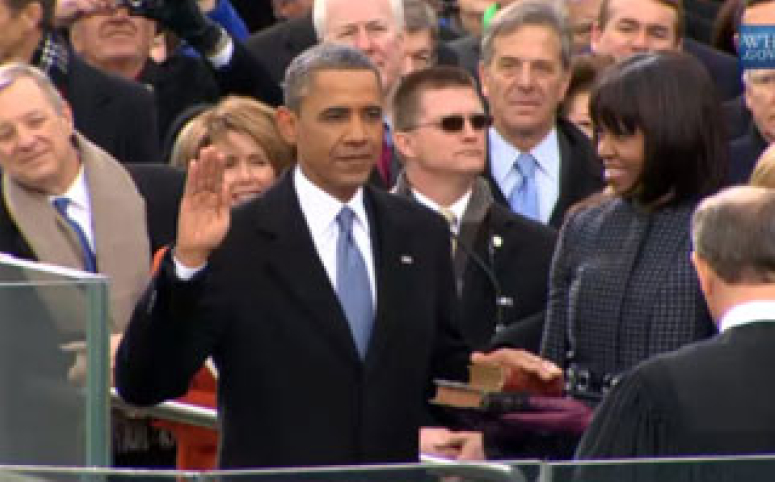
[161,96,292,469]
[750,143,775,188]
[171,96,293,207]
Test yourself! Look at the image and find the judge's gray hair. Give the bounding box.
[692,186,775,284]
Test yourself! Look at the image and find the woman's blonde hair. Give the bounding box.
[170,96,294,174]
[750,143,775,189]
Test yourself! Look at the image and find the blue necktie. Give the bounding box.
[509,152,540,221]
[335,207,374,359]
[52,197,97,272]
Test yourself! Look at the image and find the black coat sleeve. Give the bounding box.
[115,251,220,406]
[575,368,669,460]
[210,40,283,107]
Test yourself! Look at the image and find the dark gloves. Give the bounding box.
[131,0,224,54]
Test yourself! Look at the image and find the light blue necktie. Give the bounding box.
[52,197,97,272]
[509,152,540,221]
[335,207,374,359]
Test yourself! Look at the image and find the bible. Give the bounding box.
[431,362,563,413]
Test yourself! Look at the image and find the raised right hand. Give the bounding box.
[175,146,230,268]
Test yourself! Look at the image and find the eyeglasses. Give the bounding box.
[408,114,492,133]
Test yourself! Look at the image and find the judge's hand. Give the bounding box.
[472,348,563,394]
[175,146,230,268]
[420,427,461,459]
[420,427,486,461]
[454,431,485,461]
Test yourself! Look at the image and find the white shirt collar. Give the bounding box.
[49,165,89,210]
[411,189,472,234]
[531,128,560,182]
[719,301,775,332]
[293,166,369,238]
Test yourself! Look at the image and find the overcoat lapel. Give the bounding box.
[360,187,418,372]
[258,174,363,362]
[81,136,150,332]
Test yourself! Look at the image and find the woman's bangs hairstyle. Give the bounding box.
[590,52,727,207]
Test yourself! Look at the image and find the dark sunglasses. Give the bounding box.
[410,114,492,133]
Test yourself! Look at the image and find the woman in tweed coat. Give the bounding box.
[540,52,727,403]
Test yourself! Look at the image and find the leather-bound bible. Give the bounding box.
[431,362,563,413]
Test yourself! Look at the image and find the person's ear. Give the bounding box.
[20,2,43,30]
[59,100,75,136]
[275,106,299,146]
[392,131,416,161]
[478,61,490,99]
[691,251,714,300]
[590,21,603,53]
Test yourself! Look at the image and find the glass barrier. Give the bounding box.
[536,455,775,482]
[0,462,541,482]
[0,256,110,467]
[5,458,775,482]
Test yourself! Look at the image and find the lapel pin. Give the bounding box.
[400,255,413,265]
[492,235,503,249]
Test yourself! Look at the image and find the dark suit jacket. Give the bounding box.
[723,94,751,141]
[393,175,557,353]
[115,171,471,469]
[729,124,768,186]
[214,39,284,106]
[683,38,742,102]
[66,53,160,165]
[474,203,556,353]
[140,41,283,147]
[684,0,720,44]
[577,321,775,459]
[245,14,318,86]
[448,34,480,83]
[485,119,603,229]
[123,164,186,252]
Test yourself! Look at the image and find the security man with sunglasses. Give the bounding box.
[393,65,557,355]
[392,64,558,460]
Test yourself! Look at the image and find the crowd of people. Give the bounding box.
[1,0,774,474]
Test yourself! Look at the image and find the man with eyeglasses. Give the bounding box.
[729,0,775,185]
[480,0,601,228]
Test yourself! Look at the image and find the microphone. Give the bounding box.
[449,229,514,333]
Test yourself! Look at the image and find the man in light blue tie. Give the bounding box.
[335,206,373,358]
[510,152,540,220]
[479,0,602,227]
[116,43,563,469]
